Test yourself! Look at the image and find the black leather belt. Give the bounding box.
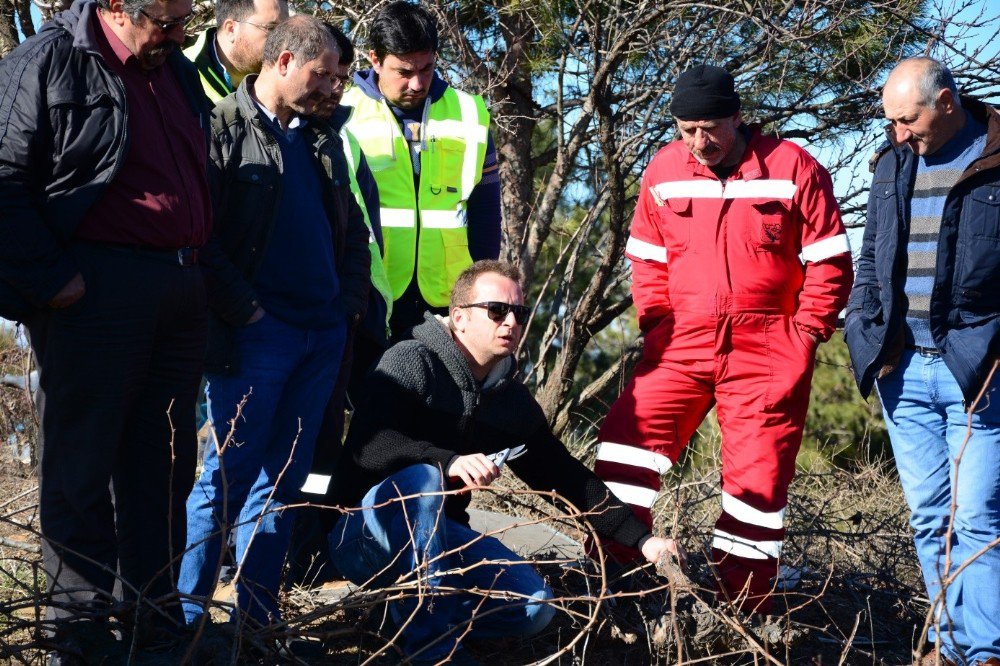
[906,344,940,356]
[79,241,199,267]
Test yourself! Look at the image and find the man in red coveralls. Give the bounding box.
[595,64,853,613]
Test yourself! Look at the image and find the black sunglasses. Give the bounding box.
[460,301,530,325]
[139,8,194,30]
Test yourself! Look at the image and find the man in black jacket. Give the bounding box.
[328,260,678,664]
[178,15,370,628]
[0,0,211,658]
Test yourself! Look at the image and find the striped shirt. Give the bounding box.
[904,110,986,347]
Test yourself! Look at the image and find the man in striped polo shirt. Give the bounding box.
[845,57,1000,665]
[594,64,853,613]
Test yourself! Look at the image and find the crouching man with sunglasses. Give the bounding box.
[325,260,681,665]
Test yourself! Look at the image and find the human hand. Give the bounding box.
[48,273,85,308]
[446,453,501,488]
[641,536,686,568]
[246,306,266,325]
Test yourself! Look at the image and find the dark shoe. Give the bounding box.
[46,618,124,665]
[187,620,245,665]
[273,636,326,660]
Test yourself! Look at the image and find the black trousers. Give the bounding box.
[26,243,207,625]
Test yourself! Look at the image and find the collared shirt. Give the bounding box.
[75,11,210,248]
[208,34,234,91]
[251,93,304,138]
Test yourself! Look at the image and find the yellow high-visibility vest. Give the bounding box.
[342,84,490,307]
[341,126,394,334]
[183,29,231,104]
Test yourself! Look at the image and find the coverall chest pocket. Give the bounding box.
[967,184,1000,241]
[655,197,691,252]
[750,200,790,251]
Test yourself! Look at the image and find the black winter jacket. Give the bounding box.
[0,0,210,320]
[201,76,371,374]
[330,314,651,550]
[844,98,1000,402]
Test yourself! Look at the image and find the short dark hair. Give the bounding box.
[263,15,337,67]
[369,1,438,62]
[450,260,523,310]
[323,22,354,66]
[215,0,256,24]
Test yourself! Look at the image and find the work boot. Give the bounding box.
[46,618,124,665]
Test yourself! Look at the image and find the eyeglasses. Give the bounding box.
[460,302,530,325]
[138,8,194,30]
[237,19,277,32]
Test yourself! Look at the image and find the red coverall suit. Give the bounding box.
[596,127,853,612]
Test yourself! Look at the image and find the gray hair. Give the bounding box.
[908,57,960,108]
[96,0,151,20]
[262,15,337,67]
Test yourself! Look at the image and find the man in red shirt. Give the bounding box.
[0,0,211,658]
[594,65,853,613]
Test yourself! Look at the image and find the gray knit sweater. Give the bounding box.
[329,313,651,549]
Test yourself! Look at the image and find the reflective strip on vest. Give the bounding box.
[421,209,467,229]
[380,208,417,228]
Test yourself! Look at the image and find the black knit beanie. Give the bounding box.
[669,64,741,120]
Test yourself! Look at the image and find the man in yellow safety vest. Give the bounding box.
[342,1,501,341]
[184,0,287,103]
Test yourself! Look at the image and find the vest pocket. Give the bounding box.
[427,137,467,195]
[441,228,472,269]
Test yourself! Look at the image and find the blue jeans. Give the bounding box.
[877,349,1000,664]
[179,314,346,625]
[329,464,555,660]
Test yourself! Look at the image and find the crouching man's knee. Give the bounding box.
[521,586,556,636]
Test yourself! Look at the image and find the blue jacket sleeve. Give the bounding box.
[466,132,502,260]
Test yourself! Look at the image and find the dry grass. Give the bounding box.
[0,329,929,664]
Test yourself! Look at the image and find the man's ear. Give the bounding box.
[937,88,957,113]
[450,306,466,332]
[368,49,380,71]
[219,17,239,43]
[277,50,294,75]
[105,0,128,23]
